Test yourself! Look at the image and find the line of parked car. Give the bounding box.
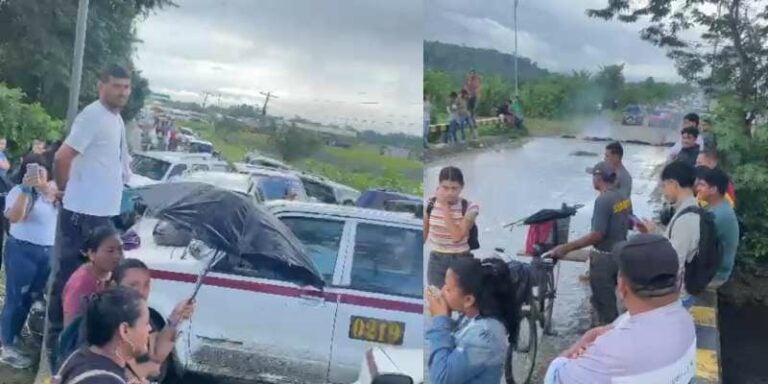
[621,104,682,128]
[115,147,425,383]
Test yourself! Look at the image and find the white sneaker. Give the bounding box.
[0,346,32,369]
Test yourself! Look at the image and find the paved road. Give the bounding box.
[425,116,676,381]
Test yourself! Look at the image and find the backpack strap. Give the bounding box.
[668,205,700,237]
[426,197,436,217]
[68,370,126,384]
[461,198,469,216]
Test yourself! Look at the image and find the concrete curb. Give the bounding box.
[690,289,721,383]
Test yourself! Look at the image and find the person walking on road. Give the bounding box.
[426,257,518,384]
[636,161,699,304]
[550,161,631,325]
[458,90,473,141]
[424,166,479,288]
[47,64,133,369]
[696,167,740,288]
[0,155,58,369]
[544,234,696,384]
[446,92,461,144]
[604,142,632,199]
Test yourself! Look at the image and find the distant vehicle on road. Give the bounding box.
[621,104,644,126]
[244,153,294,171]
[296,172,360,206]
[647,109,676,128]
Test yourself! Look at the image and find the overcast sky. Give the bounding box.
[425,0,684,82]
[135,0,423,135]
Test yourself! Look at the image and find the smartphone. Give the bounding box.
[25,163,40,182]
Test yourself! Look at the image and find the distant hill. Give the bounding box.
[424,41,550,84]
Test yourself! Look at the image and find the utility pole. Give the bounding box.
[513,0,520,96]
[65,0,90,131]
[260,91,279,116]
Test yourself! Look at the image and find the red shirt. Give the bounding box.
[63,265,108,326]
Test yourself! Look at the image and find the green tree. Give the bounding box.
[588,0,768,131]
[0,84,63,157]
[594,64,626,107]
[0,0,175,123]
[269,124,322,162]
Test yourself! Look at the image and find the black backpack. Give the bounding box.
[669,206,723,295]
[426,197,479,250]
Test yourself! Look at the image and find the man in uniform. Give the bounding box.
[551,161,631,325]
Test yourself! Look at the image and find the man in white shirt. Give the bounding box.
[46,65,133,368]
[545,234,696,384]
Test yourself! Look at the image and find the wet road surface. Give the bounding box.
[425,116,676,381]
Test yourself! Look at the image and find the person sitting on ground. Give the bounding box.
[426,257,519,384]
[544,234,696,384]
[0,155,59,369]
[62,226,124,327]
[113,259,195,381]
[54,286,151,384]
[696,150,735,208]
[695,167,740,288]
[496,99,516,128]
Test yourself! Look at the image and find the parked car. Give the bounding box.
[356,189,421,212]
[297,172,360,206]
[127,202,423,383]
[234,163,310,202]
[244,153,294,171]
[128,152,230,188]
[647,109,676,128]
[621,104,644,125]
[353,347,423,384]
[176,171,265,205]
[178,127,199,143]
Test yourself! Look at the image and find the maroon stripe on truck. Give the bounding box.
[150,269,422,314]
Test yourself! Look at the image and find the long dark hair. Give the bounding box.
[449,257,521,344]
[81,225,120,260]
[438,166,465,186]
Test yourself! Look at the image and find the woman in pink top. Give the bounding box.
[62,225,123,327]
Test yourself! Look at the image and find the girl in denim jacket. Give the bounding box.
[426,257,522,384]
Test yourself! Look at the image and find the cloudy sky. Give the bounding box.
[134,0,423,135]
[425,0,685,82]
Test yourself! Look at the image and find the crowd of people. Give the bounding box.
[422,110,741,383]
[423,70,526,148]
[0,65,197,384]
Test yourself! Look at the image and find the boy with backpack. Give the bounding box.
[638,161,723,307]
[696,167,739,288]
[424,166,480,288]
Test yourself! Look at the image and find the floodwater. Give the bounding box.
[424,116,676,380]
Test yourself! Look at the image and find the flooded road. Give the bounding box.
[425,116,676,380]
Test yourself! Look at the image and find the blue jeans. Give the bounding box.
[1,236,51,346]
[448,119,465,143]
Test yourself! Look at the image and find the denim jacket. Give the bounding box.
[427,314,508,384]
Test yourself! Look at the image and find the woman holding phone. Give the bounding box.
[0,154,58,369]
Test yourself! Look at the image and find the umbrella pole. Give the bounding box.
[190,250,223,302]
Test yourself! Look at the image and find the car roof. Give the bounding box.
[177,171,251,194]
[234,164,302,180]
[266,201,421,226]
[360,188,420,200]
[140,151,213,161]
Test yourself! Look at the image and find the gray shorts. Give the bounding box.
[427,251,473,288]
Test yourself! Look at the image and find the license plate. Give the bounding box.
[348,316,405,346]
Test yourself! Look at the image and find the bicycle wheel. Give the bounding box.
[504,308,538,384]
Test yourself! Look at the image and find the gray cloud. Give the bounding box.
[425,0,682,82]
[135,0,423,134]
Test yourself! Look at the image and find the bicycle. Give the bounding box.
[494,203,583,384]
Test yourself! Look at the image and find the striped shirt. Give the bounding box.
[427,199,480,253]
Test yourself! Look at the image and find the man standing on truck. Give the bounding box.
[550,161,631,325]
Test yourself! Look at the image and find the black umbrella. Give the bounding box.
[133,182,324,287]
[522,203,584,225]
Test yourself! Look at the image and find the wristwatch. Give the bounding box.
[21,186,34,195]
